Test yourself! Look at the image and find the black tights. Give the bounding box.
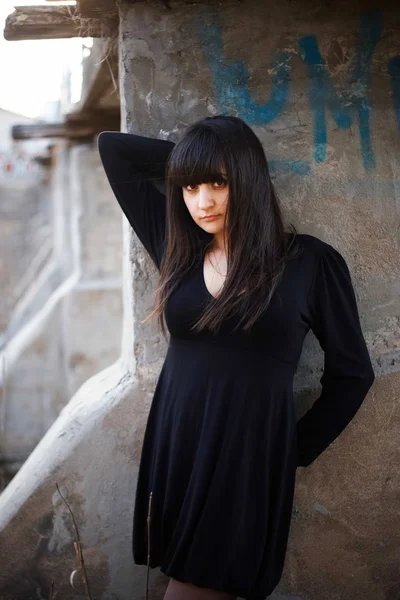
[163,577,237,600]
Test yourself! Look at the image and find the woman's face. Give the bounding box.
[181,175,229,235]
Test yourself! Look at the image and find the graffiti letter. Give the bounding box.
[298,10,383,170]
[195,19,290,125]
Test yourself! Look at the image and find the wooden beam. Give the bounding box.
[46,0,118,20]
[4,5,117,41]
[66,108,120,123]
[77,0,116,18]
[11,112,120,140]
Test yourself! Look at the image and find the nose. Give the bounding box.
[197,184,215,209]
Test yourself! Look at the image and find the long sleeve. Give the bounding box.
[97,131,175,271]
[296,243,375,467]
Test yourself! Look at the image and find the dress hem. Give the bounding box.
[134,557,276,600]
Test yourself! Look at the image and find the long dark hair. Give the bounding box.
[142,115,302,338]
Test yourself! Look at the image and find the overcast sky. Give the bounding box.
[0,1,88,119]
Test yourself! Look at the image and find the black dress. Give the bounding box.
[98,131,375,600]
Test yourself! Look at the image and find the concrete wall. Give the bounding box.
[0,141,123,487]
[0,0,398,599]
[120,1,400,597]
[0,109,51,339]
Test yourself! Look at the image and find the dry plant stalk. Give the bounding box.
[55,482,93,600]
[66,3,119,40]
[65,3,119,98]
[48,578,55,600]
[146,491,153,600]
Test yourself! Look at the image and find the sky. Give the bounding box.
[0,1,90,119]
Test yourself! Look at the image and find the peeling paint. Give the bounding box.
[313,501,331,515]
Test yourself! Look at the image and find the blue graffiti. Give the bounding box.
[388,57,400,133]
[196,10,386,174]
[299,10,383,170]
[195,22,290,125]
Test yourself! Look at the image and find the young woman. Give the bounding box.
[98,115,375,600]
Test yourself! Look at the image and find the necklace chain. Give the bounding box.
[207,248,226,277]
[206,247,247,297]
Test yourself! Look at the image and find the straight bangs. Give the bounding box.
[166,127,228,188]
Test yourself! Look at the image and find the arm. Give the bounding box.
[97,131,175,271]
[296,243,375,467]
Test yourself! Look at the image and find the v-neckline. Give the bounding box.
[200,256,221,300]
[200,255,247,300]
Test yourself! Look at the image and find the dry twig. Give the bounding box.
[55,482,93,600]
[146,491,153,600]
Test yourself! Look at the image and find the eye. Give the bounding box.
[213,179,227,188]
[182,178,227,192]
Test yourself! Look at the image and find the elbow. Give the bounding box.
[97,130,114,154]
[97,130,108,151]
[362,361,375,392]
[368,368,376,388]
[356,344,375,392]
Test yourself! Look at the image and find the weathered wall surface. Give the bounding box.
[0,0,398,599]
[120,1,400,597]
